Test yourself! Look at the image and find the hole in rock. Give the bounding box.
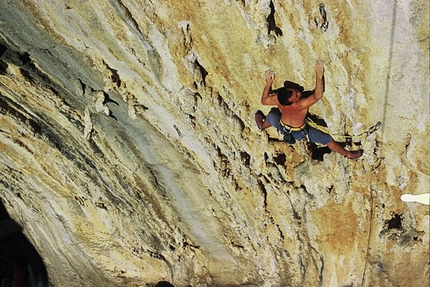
[103,92,120,106]
[237,0,246,7]
[19,69,34,82]
[307,142,331,161]
[274,153,286,165]
[258,179,268,209]
[110,69,121,87]
[104,62,121,88]
[194,59,208,85]
[0,200,49,286]
[0,60,8,75]
[306,112,328,127]
[386,213,402,230]
[19,52,31,65]
[267,0,283,36]
[240,151,251,167]
[0,43,7,74]
[0,43,7,57]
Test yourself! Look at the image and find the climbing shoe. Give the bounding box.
[255,110,265,130]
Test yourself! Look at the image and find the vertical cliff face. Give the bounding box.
[0,0,428,286]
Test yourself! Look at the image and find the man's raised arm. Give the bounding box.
[298,60,325,109]
[313,60,325,100]
[261,69,277,105]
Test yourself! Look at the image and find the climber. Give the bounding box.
[255,60,363,159]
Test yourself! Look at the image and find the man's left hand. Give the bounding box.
[265,69,275,85]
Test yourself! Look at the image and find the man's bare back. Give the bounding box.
[278,102,308,128]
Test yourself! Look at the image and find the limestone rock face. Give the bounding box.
[0,0,429,286]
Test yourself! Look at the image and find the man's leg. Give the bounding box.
[260,117,272,130]
[255,110,269,130]
[327,140,363,159]
[307,127,363,159]
[256,109,280,130]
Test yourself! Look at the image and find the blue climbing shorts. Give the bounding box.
[266,108,332,145]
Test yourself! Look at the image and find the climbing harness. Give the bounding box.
[279,120,306,132]
[279,120,309,144]
[280,124,296,144]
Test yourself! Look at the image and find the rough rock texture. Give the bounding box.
[0,0,429,286]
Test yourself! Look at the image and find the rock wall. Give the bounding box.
[0,0,428,286]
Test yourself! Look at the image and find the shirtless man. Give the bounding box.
[255,60,363,159]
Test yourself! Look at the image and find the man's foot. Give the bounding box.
[347,149,363,159]
[255,110,265,130]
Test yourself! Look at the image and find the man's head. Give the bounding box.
[277,88,292,106]
[276,88,298,106]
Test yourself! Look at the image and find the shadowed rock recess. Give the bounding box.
[0,1,428,286]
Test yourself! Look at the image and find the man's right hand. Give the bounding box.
[315,60,324,78]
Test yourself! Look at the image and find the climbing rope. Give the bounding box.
[305,117,381,148]
[304,117,382,286]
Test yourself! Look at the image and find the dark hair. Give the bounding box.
[277,88,293,106]
[284,81,304,92]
